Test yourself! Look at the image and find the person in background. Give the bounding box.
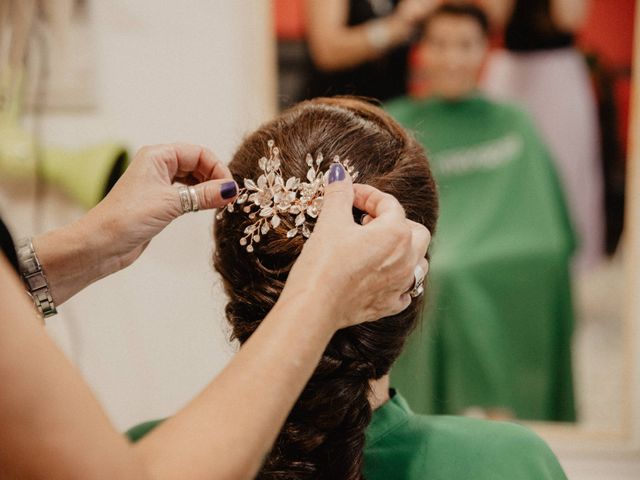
[386,3,577,421]
[480,0,604,271]
[304,0,438,101]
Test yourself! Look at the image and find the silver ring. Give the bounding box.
[178,186,193,214]
[409,265,426,298]
[188,186,199,212]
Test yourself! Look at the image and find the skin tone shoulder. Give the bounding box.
[0,143,431,480]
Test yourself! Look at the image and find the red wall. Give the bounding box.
[274,0,305,40]
[579,0,636,152]
[579,0,636,66]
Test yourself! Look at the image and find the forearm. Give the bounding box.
[133,287,337,480]
[31,214,119,306]
[309,20,406,71]
[550,0,589,32]
[0,253,336,480]
[0,257,148,480]
[306,0,409,72]
[478,0,514,29]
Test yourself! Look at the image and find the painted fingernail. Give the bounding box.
[221,181,238,199]
[328,163,346,184]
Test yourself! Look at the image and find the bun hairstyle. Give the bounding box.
[214,97,438,479]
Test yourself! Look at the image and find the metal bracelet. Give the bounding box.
[366,20,392,51]
[16,238,57,319]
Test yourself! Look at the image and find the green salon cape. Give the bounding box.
[126,391,567,480]
[386,94,576,422]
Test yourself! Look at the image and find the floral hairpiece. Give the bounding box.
[216,140,358,253]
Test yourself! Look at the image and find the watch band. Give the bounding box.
[16,238,57,318]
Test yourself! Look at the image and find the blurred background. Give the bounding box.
[0,0,276,431]
[0,1,638,478]
[275,0,635,429]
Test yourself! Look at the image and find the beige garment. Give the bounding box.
[482,47,605,271]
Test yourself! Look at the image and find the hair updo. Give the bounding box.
[214,97,438,479]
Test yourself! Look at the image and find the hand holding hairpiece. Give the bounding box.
[216,140,358,252]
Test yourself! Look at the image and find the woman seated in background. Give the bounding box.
[128,97,567,480]
[387,2,576,423]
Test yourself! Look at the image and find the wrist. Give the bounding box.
[279,266,351,333]
[277,287,341,337]
[366,19,393,51]
[32,215,115,306]
[16,238,58,319]
[76,207,126,277]
[385,14,412,45]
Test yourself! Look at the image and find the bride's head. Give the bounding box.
[214,97,438,479]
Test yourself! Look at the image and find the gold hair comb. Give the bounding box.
[216,140,358,252]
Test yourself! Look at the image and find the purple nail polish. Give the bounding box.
[328,163,346,184]
[221,181,237,199]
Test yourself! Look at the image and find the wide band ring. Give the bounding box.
[188,186,199,212]
[178,186,193,214]
[408,264,426,298]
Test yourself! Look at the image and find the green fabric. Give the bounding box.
[126,392,567,480]
[386,94,576,421]
[364,392,567,480]
[126,419,162,443]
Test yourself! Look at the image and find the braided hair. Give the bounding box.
[214,97,438,479]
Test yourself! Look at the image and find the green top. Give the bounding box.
[364,392,566,479]
[126,391,567,480]
[385,94,576,421]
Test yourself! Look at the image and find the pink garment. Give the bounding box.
[482,47,605,271]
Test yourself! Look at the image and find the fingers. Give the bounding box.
[380,258,428,317]
[139,143,239,212]
[418,256,429,278]
[140,143,233,183]
[381,292,413,319]
[401,256,429,294]
[362,215,431,265]
[408,220,431,263]
[172,143,232,181]
[186,179,239,211]
[353,184,405,223]
[316,163,354,226]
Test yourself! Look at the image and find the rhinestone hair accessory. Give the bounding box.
[216,140,358,253]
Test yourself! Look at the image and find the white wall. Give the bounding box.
[0,0,276,431]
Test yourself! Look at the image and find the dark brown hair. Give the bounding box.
[423,2,490,38]
[214,97,438,479]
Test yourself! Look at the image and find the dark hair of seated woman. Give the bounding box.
[213,97,439,480]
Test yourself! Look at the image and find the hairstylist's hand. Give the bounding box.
[281,164,431,330]
[87,143,238,267]
[34,143,239,306]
